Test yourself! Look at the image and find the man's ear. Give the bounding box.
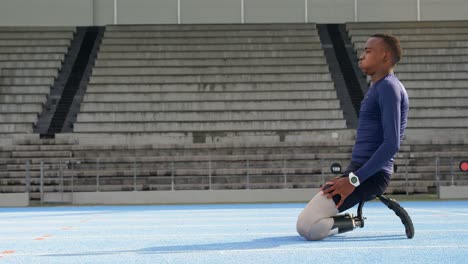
[382,50,391,63]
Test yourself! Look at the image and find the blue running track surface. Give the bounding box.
[1,200,467,264]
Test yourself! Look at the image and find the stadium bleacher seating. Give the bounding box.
[74,24,348,144]
[0,27,75,135]
[0,22,467,199]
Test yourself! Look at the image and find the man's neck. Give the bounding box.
[370,68,393,84]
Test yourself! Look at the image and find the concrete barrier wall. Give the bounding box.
[69,189,319,205]
[1,0,467,26]
[439,186,468,199]
[0,0,93,26]
[0,193,29,207]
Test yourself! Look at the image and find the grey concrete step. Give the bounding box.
[348,27,468,35]
[396,72,468,80]
[1,152,353,166]
[99,43,322,52]
[94,57,327,67]
[396,63,468,72]
[351,34,468,42]
[408,118,468,128]
[400,55,468,64]
[410,108,468,118]
[405,128,468,141]
[407,88,468,98]
[3,159,329,172]
[0,53,65,61]
[0,77,55,86]
[89,73,332,84]
[388,179,433,187]
[0,103,42,113]
[79,100,341,112]
[11,150,72,158]
[0,94,47,104]
[6,162,105,172]
[0,167,321,179]
[70,144,353,157]
[0,179,63,187]
[86,82,335,93]
[0,145,355,163]
[92,65,330,76]
[4,139,355,151]
[354,41,468,50]
[103,30,319,38]
[6,144,78,153]
[404,80,468,89]
[0,186,66,193]
[0,170,405,185]
[408,151,468,158]
[8,155,347,169]
[0,124,33,133]
[106,24,317,31]
[0,39,71,46]
[2,136,76,146]
[82,91,338,102]
[73,120,347,133]
[0,60,62,68]
[410,98,467,108]
[346,21,468,29]
[64,150,352,161]
[49,159,292,170]
[0,26,75,32]
[5,154,410,170]
[0,113,37,123]
[102,36,320,45]
[76,110,344,123]
[8,128,359,145]
[1,68,59,77]
[406,139,468,147]
[0,46,69,54]
[0,86,51,94]
[404,48,468,56]
[0,32,74,39]
[97,50,325,60]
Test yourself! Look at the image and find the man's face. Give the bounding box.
[358,37,390,75]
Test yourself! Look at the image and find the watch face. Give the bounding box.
[351,177,358,184]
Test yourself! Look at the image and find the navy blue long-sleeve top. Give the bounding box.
[352,73,409,183]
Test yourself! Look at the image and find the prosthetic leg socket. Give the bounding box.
[331,213,365,234]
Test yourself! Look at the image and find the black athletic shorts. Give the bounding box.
[328,162,391,212]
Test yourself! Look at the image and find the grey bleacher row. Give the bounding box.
[74,23,347,138]
[346,21,468,130]
[0,27,75,135]
[1,139,467,196]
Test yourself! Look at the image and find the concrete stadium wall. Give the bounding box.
[0,0,467,26]
[43,189,320,205]
[0,0,94,26]
[0,193,29,207]
[439,186,468,199]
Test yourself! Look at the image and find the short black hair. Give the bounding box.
[371,33,402,65]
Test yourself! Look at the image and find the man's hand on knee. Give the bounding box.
[321,177,355,208]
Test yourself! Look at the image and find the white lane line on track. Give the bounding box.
[0,217,466,227]
[1,220,467,231]
[1,229,468,240]
[407,208,468,216]
[0,208,403,217]
[4,244,468,257]
[0,217,297,224]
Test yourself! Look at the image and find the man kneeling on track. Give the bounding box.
[296,34,414,240]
